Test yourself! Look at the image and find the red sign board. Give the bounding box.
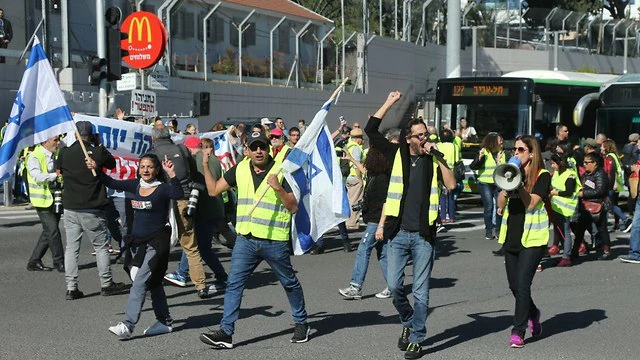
[120,11,167,69]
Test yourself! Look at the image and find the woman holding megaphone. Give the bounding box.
[496,135,550,348]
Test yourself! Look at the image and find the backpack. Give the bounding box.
[149,141,196,197]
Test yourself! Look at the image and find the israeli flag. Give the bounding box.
[0,37,76,181]
[282,99,350,255]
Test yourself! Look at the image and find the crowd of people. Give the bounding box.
[8,90,640,359]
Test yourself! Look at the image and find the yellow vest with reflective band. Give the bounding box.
[453,135,462,150]
[235,158,291,241]
[498,169,550,247]
[550,169,581,217]
[606,152,625,192]
[273,144,291,162]
[384,149,440,226]
[346,140,363,178]
[26,145,55,208]
[439,142,459,168]
[567,156,577,170]
[476,149,504,184]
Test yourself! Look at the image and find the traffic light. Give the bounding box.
[107,27,129,81]
[193,92,210,116]
[89,56,107,85]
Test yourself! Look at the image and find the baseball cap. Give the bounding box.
[260,117,273,125]
[584,138,598,148]
[350,128,364,137]
[183,136,202,149]
[76,121,95,136]
[247,131,270,148]
[629,133,640,142]
[270,128,284,137]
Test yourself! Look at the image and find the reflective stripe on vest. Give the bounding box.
[606,153,625,192]
[550,169,581,216]
[439,142,458,168]
[498,169,550,247]
[476,149,504,184]
[384,149,440,226]
[26,145,54,208]
[234,158,291,241]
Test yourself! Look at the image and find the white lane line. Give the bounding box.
[0,215,40,220]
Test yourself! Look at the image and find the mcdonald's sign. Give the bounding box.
[120,11,167,69]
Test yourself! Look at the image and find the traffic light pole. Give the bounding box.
[96,0,108,117]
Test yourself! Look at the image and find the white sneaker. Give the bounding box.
[109,322,132,340]
[375,287,392,299]
[207,282,226,296]
[143,321,173,336]
[338,285,362,300]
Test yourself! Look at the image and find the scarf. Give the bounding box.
[139,179,162,189]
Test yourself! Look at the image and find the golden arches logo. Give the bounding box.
[128,16,152,43]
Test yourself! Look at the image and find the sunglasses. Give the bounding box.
[408,132,427,140]
[514,146,529,153]
[270,135,282,139]
[249,143,269,152]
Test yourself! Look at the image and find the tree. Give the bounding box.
[603,0,630,19]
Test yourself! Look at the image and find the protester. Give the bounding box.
[575,152,614,260]
[469,132,505,240]
[288,127,301,147]
[456,117,477,141]
[0,8,13,63]
[57,121,127,300]
[601,139,632,232]
[88,154,183,340]
[269,128,289,160]
[185,123,198,135]
[345,128,365,229]
[26,136,64,272]
[297,119,307,134]
[438,129,461,223]
[496,135,550,348]
[274,117,288,137]
[338,147,391,300]
[366,91,456,359]
[621,160,640,264]
[199,132,309,348]
[549,153,581,267]
[149,128,211,298]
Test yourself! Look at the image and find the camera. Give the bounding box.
[336,149,345,157]
[351,200,363,212]
[185,182,207,217]
[53,189,63,214]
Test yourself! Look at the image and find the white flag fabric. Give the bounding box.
[282,99,350,255]
[0,37,76,180]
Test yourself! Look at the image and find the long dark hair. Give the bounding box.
[137,153,166,181]
[516,135,544,193]
[481,132,501,153]
[364,147,390,175]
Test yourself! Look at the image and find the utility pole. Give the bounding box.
[96,0,107,117]
[446,0,461,78]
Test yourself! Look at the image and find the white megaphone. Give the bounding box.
[493,156,522,191]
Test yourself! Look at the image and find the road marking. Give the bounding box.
[0,214,40,220]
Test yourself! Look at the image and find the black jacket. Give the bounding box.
[580,167,609,201]
[0,17,13,42]
[365,116,438,243]
[149,138,196,198]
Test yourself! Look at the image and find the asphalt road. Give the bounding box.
[1,199,639,360]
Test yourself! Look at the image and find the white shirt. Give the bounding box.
[27,147,57,183]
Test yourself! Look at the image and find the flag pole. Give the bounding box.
[247,78,350,216]
[75,129,97,177]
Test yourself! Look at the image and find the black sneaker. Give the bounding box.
[200,329,233,349]
[66,289,84,300]
[291,323,310,343]
[404,342,422,359]
[197,288,210,299]
[101,281,128,296]
[492,247,505,256]
[398,326,411,351]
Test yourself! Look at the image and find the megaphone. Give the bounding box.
[493,156,522,191]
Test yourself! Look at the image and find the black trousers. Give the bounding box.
[504,246,545,337]
[29,206,64,266]
[572,209,610,253]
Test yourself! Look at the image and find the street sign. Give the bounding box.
[130,89,157,116]
[116,72,138,91]
[147,72,170,90]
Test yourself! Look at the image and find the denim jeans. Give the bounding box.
[387,230,435,344]
[29,205,64,266]
[350,223,388,289]
[608,190,628,222]
[478,182,501,235]
[176,219,228,282]
[552,211,573,259]
[439,189,456,221]
[504,246,545,338]
[220,235,307,335]
[63,209,113,290]
[123,245,172,331]
[628,198,640,259]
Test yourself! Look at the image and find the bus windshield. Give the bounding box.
[596,108,640,145]
[439,103,528,143]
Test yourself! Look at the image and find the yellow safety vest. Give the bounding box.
[384,149,440,226]
[439,142,459,168]
[550,169,581,217]
[235,158,291,241]
[346,140,364,178]
[498,169,550,248]
[476,149,504,184]
[26,145,55,208]
[273,144,291,162]
[606,152,625,192]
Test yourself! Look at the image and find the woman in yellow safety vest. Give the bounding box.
[469,132,505,240]
[548,153,581,267]
[496,135,550,349]
[601,139,633,232]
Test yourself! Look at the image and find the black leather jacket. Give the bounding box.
[580,167,609,201]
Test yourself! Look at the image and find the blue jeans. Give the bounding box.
[350,223,388,289]
[552,211,573,259]
[608,190,628,222]
[176,219,228,282]
[478,182,501,235]
[220,235,307,335]
[123,245,172,331]
[628,198,640,259]
[387,230,435,344]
